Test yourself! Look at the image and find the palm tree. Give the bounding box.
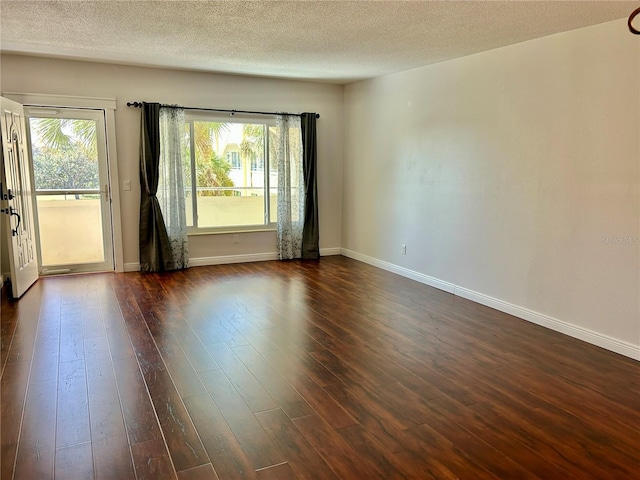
[240,124,264,171]
[30,118,99,197]
[193,121,230,161]
[32,118,97,159]
[189,121,234,196]
[196,152,234,196]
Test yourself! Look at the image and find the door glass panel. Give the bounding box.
[29,118,99,190]
[36,194,105,266]
[26,109,113,274]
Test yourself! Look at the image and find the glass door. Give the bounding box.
[26,107,114,274]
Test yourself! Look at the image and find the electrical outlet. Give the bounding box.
[401,244,407,255]
[233,234,239,244]
[123,180,131,191]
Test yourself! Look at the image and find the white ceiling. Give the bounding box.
[0,1,636,84]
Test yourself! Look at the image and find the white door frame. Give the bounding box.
[5,93,124,272]
[27,107,114,274]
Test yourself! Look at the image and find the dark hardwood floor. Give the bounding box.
[1,256,638,479]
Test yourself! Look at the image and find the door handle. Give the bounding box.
[100,184,110,202]
[1,206,21,236]
[11,207,21,236]
[0,182,14,200]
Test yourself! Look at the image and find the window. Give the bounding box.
[251,157,264,171]
[183,115,278,231]
[226,151,241,169]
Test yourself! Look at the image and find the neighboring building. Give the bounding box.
[224,141,274,197]
[224,143,247,194]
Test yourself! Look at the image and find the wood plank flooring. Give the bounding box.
[1,256,638,479]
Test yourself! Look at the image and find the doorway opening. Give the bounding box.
[26,107,114,274]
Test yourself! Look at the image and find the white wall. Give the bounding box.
[0,55,344,267]
[343,19,640,354]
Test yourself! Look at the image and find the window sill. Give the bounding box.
[187,227,276,236]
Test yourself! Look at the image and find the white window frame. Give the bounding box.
[184,112,276,235]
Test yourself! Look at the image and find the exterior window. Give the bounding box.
[251,157,264,171]
[183,116,277,230]
[226,151,241,169]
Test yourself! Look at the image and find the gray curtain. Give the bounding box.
[300,113,319,259]
[139,102,175,272]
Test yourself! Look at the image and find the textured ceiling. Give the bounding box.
[0,1,636,84]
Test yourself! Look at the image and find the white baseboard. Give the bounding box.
[340,248,639,361]
[320,247,342,256]
[454,286,640,361]
[190,252,279,267]
[124,252,277,271]
[123,247,342,272]
[340,248,455,294]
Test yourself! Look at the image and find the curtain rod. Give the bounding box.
[126,101,319,119]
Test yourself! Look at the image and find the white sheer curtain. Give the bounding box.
[276,115,304,260]
[157,106,189,269]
